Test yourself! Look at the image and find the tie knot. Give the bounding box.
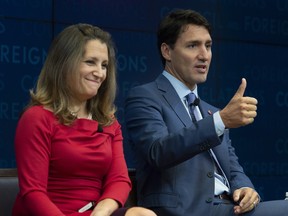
[186,93,198,106]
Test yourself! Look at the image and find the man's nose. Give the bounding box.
[198,46,210,60]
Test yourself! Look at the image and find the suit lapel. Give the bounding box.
[198,100,213,119]
[155,75,192,127]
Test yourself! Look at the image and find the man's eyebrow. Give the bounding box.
[186,39,212,44]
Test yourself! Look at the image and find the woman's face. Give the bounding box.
[70,39,108,102]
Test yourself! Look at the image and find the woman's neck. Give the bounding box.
[69,102,90,119]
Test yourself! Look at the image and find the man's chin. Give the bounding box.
[196,77,207,84]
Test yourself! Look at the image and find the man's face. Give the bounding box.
[163,24,212,90]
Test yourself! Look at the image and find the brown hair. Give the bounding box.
[28,23,117,126]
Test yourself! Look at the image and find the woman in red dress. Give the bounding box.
[12,23,156,216]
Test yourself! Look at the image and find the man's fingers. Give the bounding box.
[243,97,258,105]
[243,110,257,118]
[234,78,247,98]
[245,104,257,112]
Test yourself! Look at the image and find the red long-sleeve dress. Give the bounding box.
[12,105,131,216]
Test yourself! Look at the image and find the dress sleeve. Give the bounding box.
[98,120,132,206]
[15,106,65,216]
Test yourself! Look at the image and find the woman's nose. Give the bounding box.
[92,65,105,77]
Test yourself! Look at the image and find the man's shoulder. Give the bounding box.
[129,79,158,94]
[130,74,169,92]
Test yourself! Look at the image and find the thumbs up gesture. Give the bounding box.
[220,78,258,128]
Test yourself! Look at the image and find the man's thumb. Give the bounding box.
[233,189,240,202]
[235,78,247,97]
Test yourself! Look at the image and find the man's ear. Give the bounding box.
[160,43,171,62]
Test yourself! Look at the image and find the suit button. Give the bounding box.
[207,172,213,178]
[206,197,213,203]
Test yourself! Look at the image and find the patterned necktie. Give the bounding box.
[186,92,198,123]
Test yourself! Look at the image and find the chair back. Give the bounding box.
[125,168,137,207]
[0,168,18,216]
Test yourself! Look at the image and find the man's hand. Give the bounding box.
[220,78,258,128]
[233,187,260,214]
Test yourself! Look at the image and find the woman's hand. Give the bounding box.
[90,198,119,216]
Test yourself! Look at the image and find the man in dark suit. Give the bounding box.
[124,9,288,216]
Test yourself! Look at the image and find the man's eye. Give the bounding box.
[188,44,196,48]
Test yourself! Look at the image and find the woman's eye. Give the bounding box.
[85,60,94,65]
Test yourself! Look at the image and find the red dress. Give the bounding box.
[12,106,131,216]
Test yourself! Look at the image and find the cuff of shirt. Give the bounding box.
[213,111,225,136]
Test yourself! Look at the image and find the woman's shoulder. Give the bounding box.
[101,118,122,135]
[23,105,54,117]
[20,105,56,125]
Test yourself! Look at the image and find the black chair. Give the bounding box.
[125,168,137,207]
[0,168,18,216]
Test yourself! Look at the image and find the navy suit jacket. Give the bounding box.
[124,74,254,216]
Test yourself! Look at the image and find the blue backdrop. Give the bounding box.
[1,0,288,201]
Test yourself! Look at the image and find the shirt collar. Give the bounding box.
[162,70,199,100]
